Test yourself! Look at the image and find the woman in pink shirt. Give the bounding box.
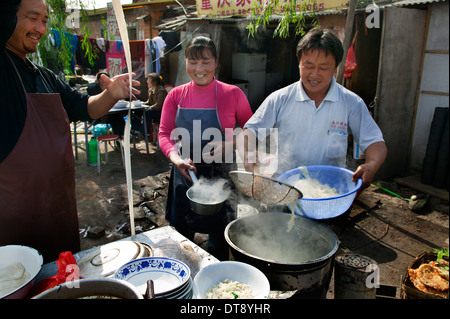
[159,36,252,260]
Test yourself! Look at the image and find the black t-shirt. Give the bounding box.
[0,0,91,163]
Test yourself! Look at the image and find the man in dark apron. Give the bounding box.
[0,52,80,262]
[0,0,140,262]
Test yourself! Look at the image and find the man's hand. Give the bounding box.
[352,141,387,195]
[87,73,141,119]
[102,73,141,101]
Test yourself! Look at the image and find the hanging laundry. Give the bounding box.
[50,29,78,73]
[106,40,126,77]
[159,30,181,52]
[116,40,123,52]
[145,38,155,75]
[75,35,106,74]
[145,39,152,56]
[129,40,145,62]
[152,36,166,75]
[96,38,106,52]
[152,36,166,58]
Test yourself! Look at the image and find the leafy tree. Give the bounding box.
[29,0,98,78]
[246,0,318,38]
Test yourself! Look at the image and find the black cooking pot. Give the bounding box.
[224,212,339,298]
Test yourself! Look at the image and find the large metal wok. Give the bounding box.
[225,212,339,298]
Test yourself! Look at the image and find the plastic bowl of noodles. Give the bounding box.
[277,165,362,220]
[192,261,270,299]
[0,245,43,299]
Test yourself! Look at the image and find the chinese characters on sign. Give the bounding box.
[107,3,122,76]
[107,3,121,41]
[197,0,348,18]
[107,58,123,77]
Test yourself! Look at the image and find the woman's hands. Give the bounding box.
[169,152,197,182]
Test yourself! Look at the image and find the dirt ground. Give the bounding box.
[72,132,449,299]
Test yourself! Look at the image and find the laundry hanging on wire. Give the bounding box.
[46,29,179,77]
[145,36,166,75]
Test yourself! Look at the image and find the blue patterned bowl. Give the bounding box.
[114,257,191,296]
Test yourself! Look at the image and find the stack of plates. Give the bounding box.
[114,257,192,299]
[78,241,153,279]
[112,100,128,110]
[131,100,142,108]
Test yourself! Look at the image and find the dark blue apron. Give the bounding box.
[165,83,236,235]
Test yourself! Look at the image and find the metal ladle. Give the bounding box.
[183,158,199,184]
[187,168,199,184]
[144,280,155,299]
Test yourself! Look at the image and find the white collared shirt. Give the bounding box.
[244,77,384,175]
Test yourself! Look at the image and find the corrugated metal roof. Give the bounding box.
[393,0,447,6]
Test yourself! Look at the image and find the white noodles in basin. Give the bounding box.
[206,279,254,299]
[292,166,340,199]
[293,178,340,198]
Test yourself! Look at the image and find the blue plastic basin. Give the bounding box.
[278,165,362,220]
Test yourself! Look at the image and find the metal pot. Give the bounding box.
[224,212,339,298]
[33,278,143,299]
[185,168,227,216]
[186,187,226,215]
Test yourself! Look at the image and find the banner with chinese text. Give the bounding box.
[196,0,349,18]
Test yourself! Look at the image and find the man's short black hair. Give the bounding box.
[296,28,344,67]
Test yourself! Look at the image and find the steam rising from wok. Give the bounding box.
[226,213,338,264]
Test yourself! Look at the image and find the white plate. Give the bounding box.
[112,100,129,109]
[157,277,192,299]
[131,100,142,108]
[78,241,140,278]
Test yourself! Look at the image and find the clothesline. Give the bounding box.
[49,29,180,77]
[48,26,206,78]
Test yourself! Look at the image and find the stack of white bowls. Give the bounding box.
[114,257,192,299]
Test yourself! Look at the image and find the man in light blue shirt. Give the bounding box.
[239,28,387,191]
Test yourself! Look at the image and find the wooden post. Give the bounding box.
[336,0,358,84]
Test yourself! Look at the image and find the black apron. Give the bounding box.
[165,84,236,234]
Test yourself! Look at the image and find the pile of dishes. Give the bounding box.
[114,257,192,299]
[78,241,153,278]
[112,100,128,110]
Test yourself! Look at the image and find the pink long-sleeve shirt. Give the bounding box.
[159,78,253,158]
